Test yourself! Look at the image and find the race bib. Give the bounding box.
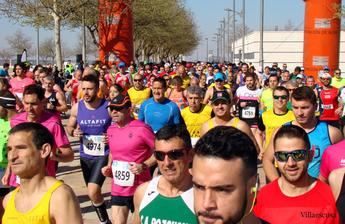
[82,135,105,156]
[16,93,23,101]
[242,106,256,119]
[321,104,333,109]
[112,161,135,187]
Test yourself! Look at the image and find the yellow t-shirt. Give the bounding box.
[128,87,151,119]
[260,88,273,111]
[331,77,345,89]
[181,104,212,141]
[3,180,63,224]
[262,109,295,148]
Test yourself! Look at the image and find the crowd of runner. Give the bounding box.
[0,60,344,223]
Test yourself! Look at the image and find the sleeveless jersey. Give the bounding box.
[139,176,197,224]
[77,99,112,159]
[262,110,295,148]
[286,121,331,178]
[207,117,241,130]
[319,87,339,121]
[168,89,188,110]
[3,180,63,224]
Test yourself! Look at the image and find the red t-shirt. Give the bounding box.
[320,87,339,121]
[254,179,339,224]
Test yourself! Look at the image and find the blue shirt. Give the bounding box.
[139,97,182,133]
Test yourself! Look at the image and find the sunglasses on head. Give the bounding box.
[274,149,308,162]
[273,95,288,100]
[154,148,186,161]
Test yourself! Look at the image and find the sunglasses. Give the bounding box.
[154,148,186,161]
[273,95,288,100]
[109,106,125,111]
[335,73,341,75]
[134,79,142,82]
[274,149,308,162]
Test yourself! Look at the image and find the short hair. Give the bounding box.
[82,74,99,90]
[3,63,9,68]
[285,79,298,88]
[23,84,45,101]
[244,73,256,81]
[171,76,183,86]
[194,126,257,177]
[109,84,124,93]
[273,125,310,150]
[9,122,54,150]
[269,74,278,81]
[273,86,289,96]
[43,75,55,82]
[39,67,51,76]
[186,86,203,97]
[153,77,167,89]
[155,124,192,149]
[291,86,317,105]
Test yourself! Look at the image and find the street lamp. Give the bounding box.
[205,37,209,62]
[229,0,246,63]
[225,8,232,62]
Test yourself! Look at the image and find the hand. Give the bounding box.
[129,162,146,175]
[102,133,108,145]
[240,102,247,108]
[2,168,10,186]
[101,165,112,177]
[335,107,343,116]
[73,127,83,138]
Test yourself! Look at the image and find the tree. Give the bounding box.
[0,0,89,70]
[40,38,55,63]
[0,48,12,61]
[5,30,33,55]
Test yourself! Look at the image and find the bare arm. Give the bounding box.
[52,145,74,163]
[329,125,343,144]
[328,167,345,200]
[66,103,79,136]
[200,119,210,137]
[50,184,83,224]
[203,88,212,105]
[133,182,149,224]
[262,128,280,182]
[64,79,73,92]
[55,91,68,112]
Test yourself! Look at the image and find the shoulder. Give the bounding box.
[134,181,150,202]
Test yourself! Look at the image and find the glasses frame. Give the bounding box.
[274,149,308,162]
[154,148,186,161]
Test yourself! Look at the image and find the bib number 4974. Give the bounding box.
[82,135,105,156]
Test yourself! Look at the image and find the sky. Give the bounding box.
[0,0,311,61]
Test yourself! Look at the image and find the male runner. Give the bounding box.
[101,93,156,223]
[67,74,112,224]
[4,84,73,187]
[263,86,343,181]
[127,73,151,119]
[3,122,82,223]
[43,75,68,114]
[193,126,261,224]
[255,125,339,223]
[133,125,197,224]
[200,91,260,154]
[181,86,212,146]
[257,86,295,149]
[139,77,182,133]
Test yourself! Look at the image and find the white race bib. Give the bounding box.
[15,93,23,101]
[82,135,105,156]
[242,106,256,119]
[321,104,333,109]
[112,161,135,187]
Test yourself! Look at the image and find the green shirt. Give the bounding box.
[0,119,10,168]
[260,88,273,111]
[139,176,197,224]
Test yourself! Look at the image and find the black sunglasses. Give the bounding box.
[154,148,186,161]
[109,106,125,111]
[273,95,288,100]
[134,79,142,82]
[274,149,308,162]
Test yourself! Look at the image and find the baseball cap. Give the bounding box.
[214,72,224,81]
[296,74,304,79]
[118,62,126,68]
[319,72,332,79]
[323,66,329,71]
[107,94,131,110]
[211,91,230,104]
[0,91,16,109]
